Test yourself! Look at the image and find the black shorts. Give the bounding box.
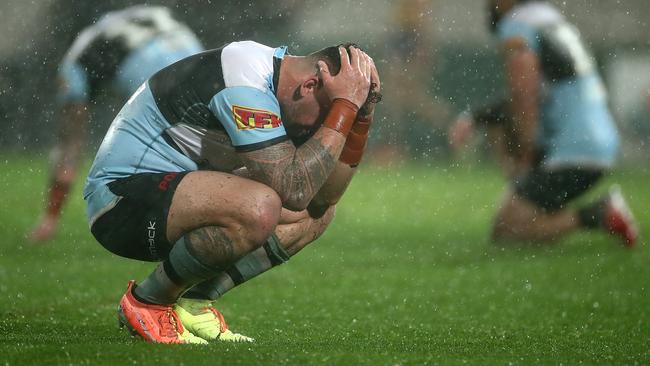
[513,167,604,212]
[90,172,189,262]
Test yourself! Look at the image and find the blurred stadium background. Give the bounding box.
[2,0,649,163]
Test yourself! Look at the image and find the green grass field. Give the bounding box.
[1,154,648,365]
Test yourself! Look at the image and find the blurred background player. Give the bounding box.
[378,0,450,164]
[29,5,203,242]
[448,0,639,246]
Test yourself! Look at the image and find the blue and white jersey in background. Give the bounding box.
[497,1,620,169]
[84,41,289,225]
[58,5,204,103]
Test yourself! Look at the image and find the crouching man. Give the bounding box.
[84,41,381,343]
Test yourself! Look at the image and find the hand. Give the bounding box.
[278,207,311,225]
[318,46,371,109]
[359,56,381,118]
[448,113,475,153]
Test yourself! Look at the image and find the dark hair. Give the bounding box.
[308,42,359,76]
[308,43,382,114]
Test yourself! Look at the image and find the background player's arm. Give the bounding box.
[502,37,540,174]
[56,103,89,178]
[240,47,371,212]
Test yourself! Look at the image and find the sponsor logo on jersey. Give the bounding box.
[232,105,283,130]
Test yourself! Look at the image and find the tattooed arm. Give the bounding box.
[308,58,381,216]
[239,128,346,211]
[239,46,372,211]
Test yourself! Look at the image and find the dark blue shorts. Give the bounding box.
[513,167,604,212]
[90,172,189,262]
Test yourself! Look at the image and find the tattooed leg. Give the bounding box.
[183,206,336,301]
[184,226,237,268]
[134,226,244,305]
[133,171,283,305]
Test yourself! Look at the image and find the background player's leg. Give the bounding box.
[30,104,89,242]
[134,171,282,305]
[183,206,336,301]
[491,190,580,243]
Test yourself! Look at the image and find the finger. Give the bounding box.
[358,51,369,78]
[318,61,332,83]
[371,66,380,91]
[339,47,351,70]
[369,58,381,90]
[350,46,361,71]
[363,54,372,82]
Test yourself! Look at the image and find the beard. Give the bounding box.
[284,120,319,146]
[280,101,325,146]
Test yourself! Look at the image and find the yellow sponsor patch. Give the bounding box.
[232,105,282,130]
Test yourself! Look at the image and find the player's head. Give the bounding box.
[487,0,534,32]
[279,43,380,141]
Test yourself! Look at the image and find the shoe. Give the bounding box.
[117,281,207,344]
[604,186,639,248]
[175,298,254,342]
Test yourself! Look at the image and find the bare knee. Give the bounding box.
[234,185,282,247]
[491,212,514,243]
[490,191,532,243]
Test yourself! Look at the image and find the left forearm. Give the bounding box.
[310,113,373,209]
[310,162,357,208]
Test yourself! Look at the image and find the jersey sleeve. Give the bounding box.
[57,61,90,104]
[497,19,541,53]
[209,86,288,152]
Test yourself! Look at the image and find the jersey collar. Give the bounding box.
[271,46,288,96]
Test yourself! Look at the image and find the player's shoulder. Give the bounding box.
[498,2,563,36]
[497,2,563,52]
[221,41,287,92]
[63,6,181,64]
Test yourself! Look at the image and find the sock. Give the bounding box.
[135,237,224,305]
[577,200,606,229]
[176,298,210,315]
[183,234,289,301]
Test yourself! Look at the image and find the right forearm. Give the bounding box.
[242,100,358,211]
[281,128,346,210]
